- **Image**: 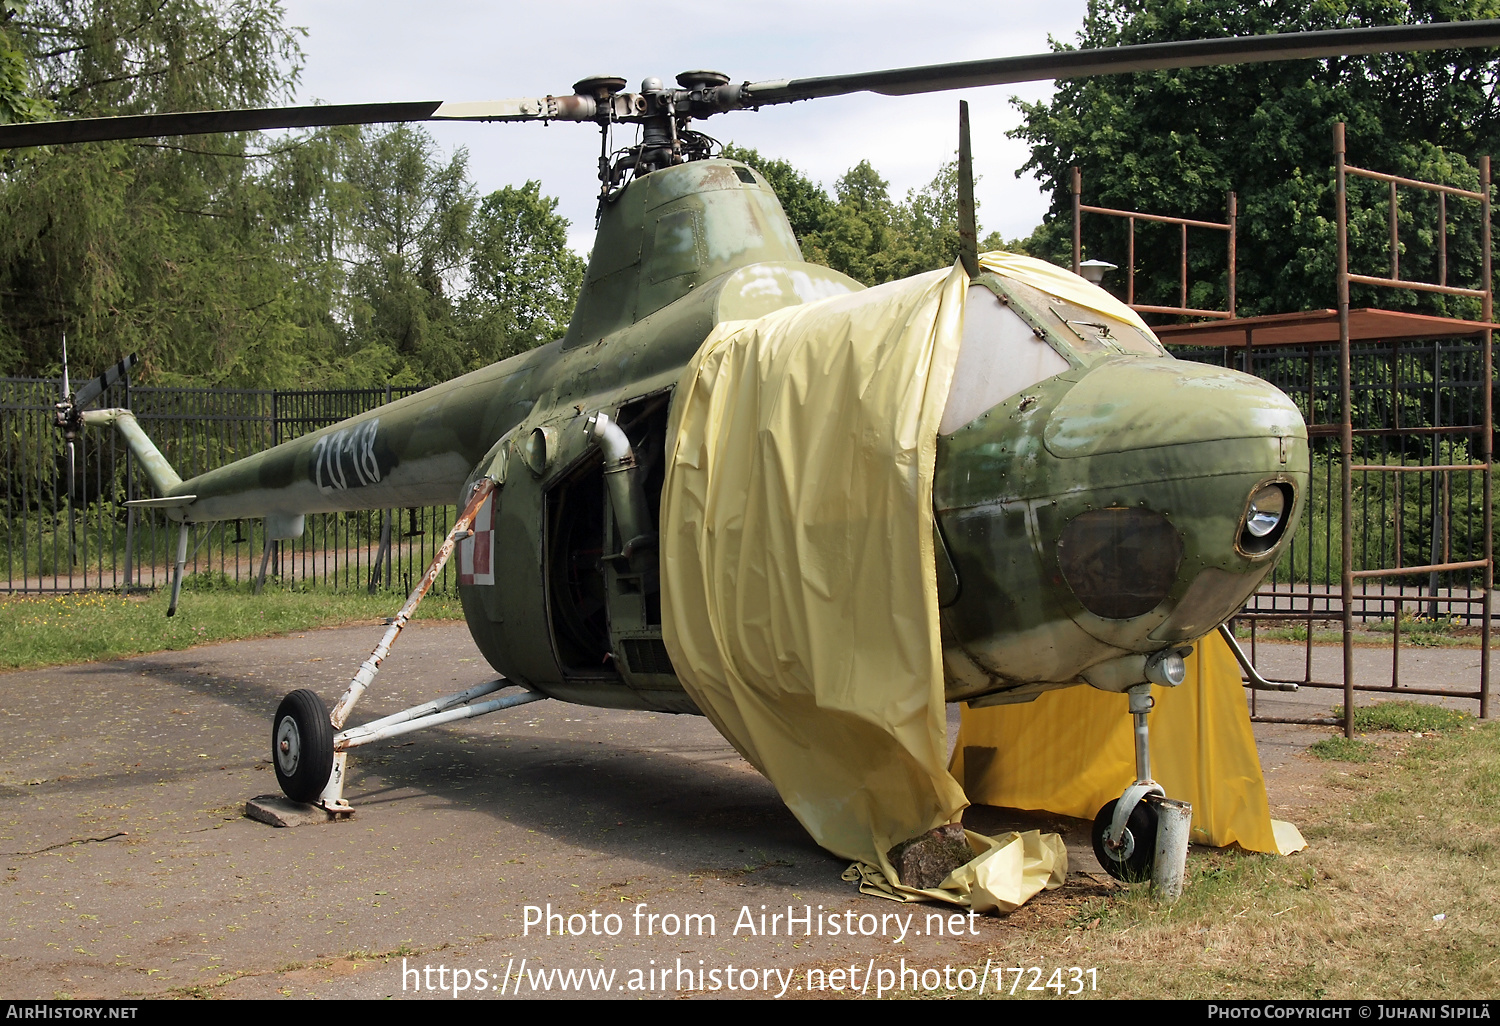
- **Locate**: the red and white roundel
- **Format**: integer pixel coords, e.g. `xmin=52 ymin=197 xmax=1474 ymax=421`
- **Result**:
xmin=458 ymin=493 xmax=494 ymax=586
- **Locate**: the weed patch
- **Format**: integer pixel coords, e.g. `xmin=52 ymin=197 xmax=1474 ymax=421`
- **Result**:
xmin=1308 ymin=736 xmax=1376 ymax=762
xmin=1335 ymin=701 xmax=1471 ymax=734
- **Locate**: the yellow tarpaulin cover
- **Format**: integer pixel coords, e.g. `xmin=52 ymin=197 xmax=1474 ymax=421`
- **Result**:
xmin=661 ymin=262 xmax=984 ymax=898
xmin=950 ymin=632 xmax=1305 ymax=856
xmin=976 ymin=251 xmax=1154 ymax=332
xmin=660 ymin=252 xmax=1299 ymax=909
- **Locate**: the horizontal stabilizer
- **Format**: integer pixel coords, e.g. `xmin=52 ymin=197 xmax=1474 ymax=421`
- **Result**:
xmin=125 ymin=494 xmax=197 ymax=509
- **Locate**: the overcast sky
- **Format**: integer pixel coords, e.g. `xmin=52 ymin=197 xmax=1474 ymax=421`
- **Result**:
xmin=277 ymin=1 xmax=1092 ymax=254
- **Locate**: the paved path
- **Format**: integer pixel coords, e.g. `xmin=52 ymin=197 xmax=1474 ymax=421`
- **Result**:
xmin=0 ymin=624 xmax=1486 ymax=1000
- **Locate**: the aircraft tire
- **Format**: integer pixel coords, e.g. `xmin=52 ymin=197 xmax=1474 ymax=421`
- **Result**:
xmin=273 ymin=689 xmax=335 ymax=804
xmin=1091 ymin=798 xmax=1158 ymax=883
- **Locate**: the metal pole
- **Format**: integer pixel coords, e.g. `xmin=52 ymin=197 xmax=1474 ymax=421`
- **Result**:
xmin=1180 ymin=221 xmax=1189 ymax=310
xmin=1336 ymin=121 xmax=1357 ymax=739
xmin=122 ymin=508 xmax=135 ymax=590
xmin=1390 ymin=179 xmax=1400 ymax=280
xmin=167 ymin=521 xmax=189 ymax=617
xmin=1439 ymin=191 xmax=1448 ymax=287
xmin=384 ymin=385 xmax=393 ymax=591
xmin=1227 ymin=191 xmax=1238 ymax=318
xmin=1071 ymin=166 xmax=1082 ymax=274
xmin=121 ymin=366 xmax=134 ymax=590
xmin=1481 ymin=155 xmax=1492 ymax=719
xmin=254 ymin=534 xmax=273 ymax=595
xmin=1430 ymin=336 xmax=1444 ymax=617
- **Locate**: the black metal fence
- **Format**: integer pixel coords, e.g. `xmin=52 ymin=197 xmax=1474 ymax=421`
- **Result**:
xmin=5 ymin=337 xmax=1495 ymax=612
xmin=1176 ymin=334 xmax=1494 ymax=624
xmin=1 ymin=377 xmax=461 ymax=595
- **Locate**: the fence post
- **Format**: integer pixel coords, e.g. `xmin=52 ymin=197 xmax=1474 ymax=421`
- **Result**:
xmin=1335 ymin=121 xmax=1357 ymax=740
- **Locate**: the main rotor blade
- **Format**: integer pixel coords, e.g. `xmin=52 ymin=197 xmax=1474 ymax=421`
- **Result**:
xmin=0 ymin=95 xmax=598 ymax=149
xmin=744 ymin=20 xmax=1500 ymax=103
xmin=0 ymin=101 xmax=442 ymax=149
xmin=71 ymin=353 xmax=138 ymax=410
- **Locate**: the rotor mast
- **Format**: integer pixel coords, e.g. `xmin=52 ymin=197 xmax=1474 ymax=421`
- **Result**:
xmin=569 ymin=70 xmax=747 ymax=200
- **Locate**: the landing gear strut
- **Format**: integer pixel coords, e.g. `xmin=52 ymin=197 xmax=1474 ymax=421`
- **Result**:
xmin=267 ymin=476 xmax=548 ymax=816
xmin=1091 ymin=657 xmax=1194 ymax=899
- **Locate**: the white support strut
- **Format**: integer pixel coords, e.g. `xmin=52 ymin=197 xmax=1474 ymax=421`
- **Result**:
xmin=329 ymin=477 xmax=497 ymax=732
xmin=349 ymin=678 xmax=510 ymax=736
xmin=336 ymin=689 xmax=546 ymax=750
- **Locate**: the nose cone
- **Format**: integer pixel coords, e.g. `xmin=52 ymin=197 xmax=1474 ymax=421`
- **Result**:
xmin=1043 ymin=359 xmax=1306 ymax=458
xmin=934 ymin=354 xmax=1309 ymax=698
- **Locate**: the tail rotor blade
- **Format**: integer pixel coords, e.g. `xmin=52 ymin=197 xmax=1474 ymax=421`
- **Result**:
xmin=71 ymin=353 xmax=137 ymax=410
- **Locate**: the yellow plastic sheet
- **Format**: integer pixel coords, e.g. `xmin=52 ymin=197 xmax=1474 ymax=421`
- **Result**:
xmin=977 ymin=251 xmax=1153 ymax=332
xmin=844 ymin=830 xmax=1067 ymax=913
xmin=660 ymin=253 xmax=1298 ymax=912
xmin=950 ymin=632 xmax=1304 ymax=855
xmin=660 ymin=262 xmax=976 ymax=890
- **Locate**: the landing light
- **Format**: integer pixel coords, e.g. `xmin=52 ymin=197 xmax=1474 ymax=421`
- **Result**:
xmin=1145 ymin=648 xmax=1188 ymax=687
xmin=1245 ymin=484 xmax=1286 ymax=538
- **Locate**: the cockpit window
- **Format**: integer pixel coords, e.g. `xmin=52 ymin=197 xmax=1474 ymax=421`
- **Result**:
xmin=940 ymin=285 xmax=1071 ymax=435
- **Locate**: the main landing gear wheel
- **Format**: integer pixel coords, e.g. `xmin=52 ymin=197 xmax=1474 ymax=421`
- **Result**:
xmin=273 ymin=689 xmax=334 ymax=804
xmin=1092 ymin=797 xmax=1159 ymax=883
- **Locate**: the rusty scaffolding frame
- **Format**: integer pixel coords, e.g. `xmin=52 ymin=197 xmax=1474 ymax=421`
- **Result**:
xmin=1071 ymin=166 xmax=1237 ymax=320
xmin=1078 ymin=128 xmax=1494 ymax=731
xmin=1331 ymin=122 xmax=1494 ymax=732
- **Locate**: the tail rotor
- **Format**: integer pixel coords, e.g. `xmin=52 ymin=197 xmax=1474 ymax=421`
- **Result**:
xmin=52 ymin=347 xmax=138 ymax=501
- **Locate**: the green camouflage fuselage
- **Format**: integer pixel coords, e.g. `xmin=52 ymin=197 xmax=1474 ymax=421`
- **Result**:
xmin=142 ymin=158 xmax=1306 ymax=713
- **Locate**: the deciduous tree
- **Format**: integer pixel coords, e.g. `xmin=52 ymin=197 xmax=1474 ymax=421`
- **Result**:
xmin=1010 ymin=0 xmax=1500 ymax=319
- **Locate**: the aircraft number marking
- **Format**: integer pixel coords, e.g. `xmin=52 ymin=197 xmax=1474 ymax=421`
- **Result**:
xmin=310 ymin=419 xmax=383 ymax=494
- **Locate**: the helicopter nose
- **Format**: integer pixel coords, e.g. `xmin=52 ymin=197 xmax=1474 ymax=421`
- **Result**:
xmin=1042 ymin=360 xmax=1308 ymax=643
xmin=934 ymin=355 xmax=1309 ymax=691
xmin=1042 ymin=358 xmax=1304 ymax=457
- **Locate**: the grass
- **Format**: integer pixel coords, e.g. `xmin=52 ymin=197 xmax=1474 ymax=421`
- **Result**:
xmin=1236 ymin=617 xmax=1496 ymax=649
xmin=0 ymin=578 xmax=465 ymax=671
xmin=1308 ymin=736 xmax=1376 ymax=761
xmin=954 ymin=717 xmax=1500 ymax=999
xmin=1335 ymin=700 xmax=1472 ymax=734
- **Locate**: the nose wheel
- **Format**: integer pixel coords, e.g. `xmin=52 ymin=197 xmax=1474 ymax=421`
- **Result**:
xmin=1092 ymin=795 xmax=1160 ymax=882
xmin=1091 ymin=682 xmax=1192 ymax=896
xmin=273 ymin=689 xmax=335 ymax=803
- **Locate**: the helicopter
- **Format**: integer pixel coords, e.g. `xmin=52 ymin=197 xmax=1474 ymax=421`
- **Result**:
xmin=20 ymin=18 xmax=1500 ymax=888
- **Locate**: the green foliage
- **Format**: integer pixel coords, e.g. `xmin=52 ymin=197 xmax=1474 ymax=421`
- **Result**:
xmin=328 ymin=124 xmax=473 ymax=384
xmin=725 ymin=144 xmax=1001 ymax=286
xmin=462 ymin=182 xmax=584 ymax=369
xmin=0 ymin=2 xmax=583 ymax=389
xmin=0 ymin=1 xmax=47 ymax=124
xmin=1010 ymin=0 xmax=1500 ymax=319
xmin=0 ymin=0 xmax=311 ymax=384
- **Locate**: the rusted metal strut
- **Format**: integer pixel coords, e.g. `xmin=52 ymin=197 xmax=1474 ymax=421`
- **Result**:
xmin=315 ymin=478 xmax=501 ymax=810
xmin=330 ymin=477 xmax=497 ymax=731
